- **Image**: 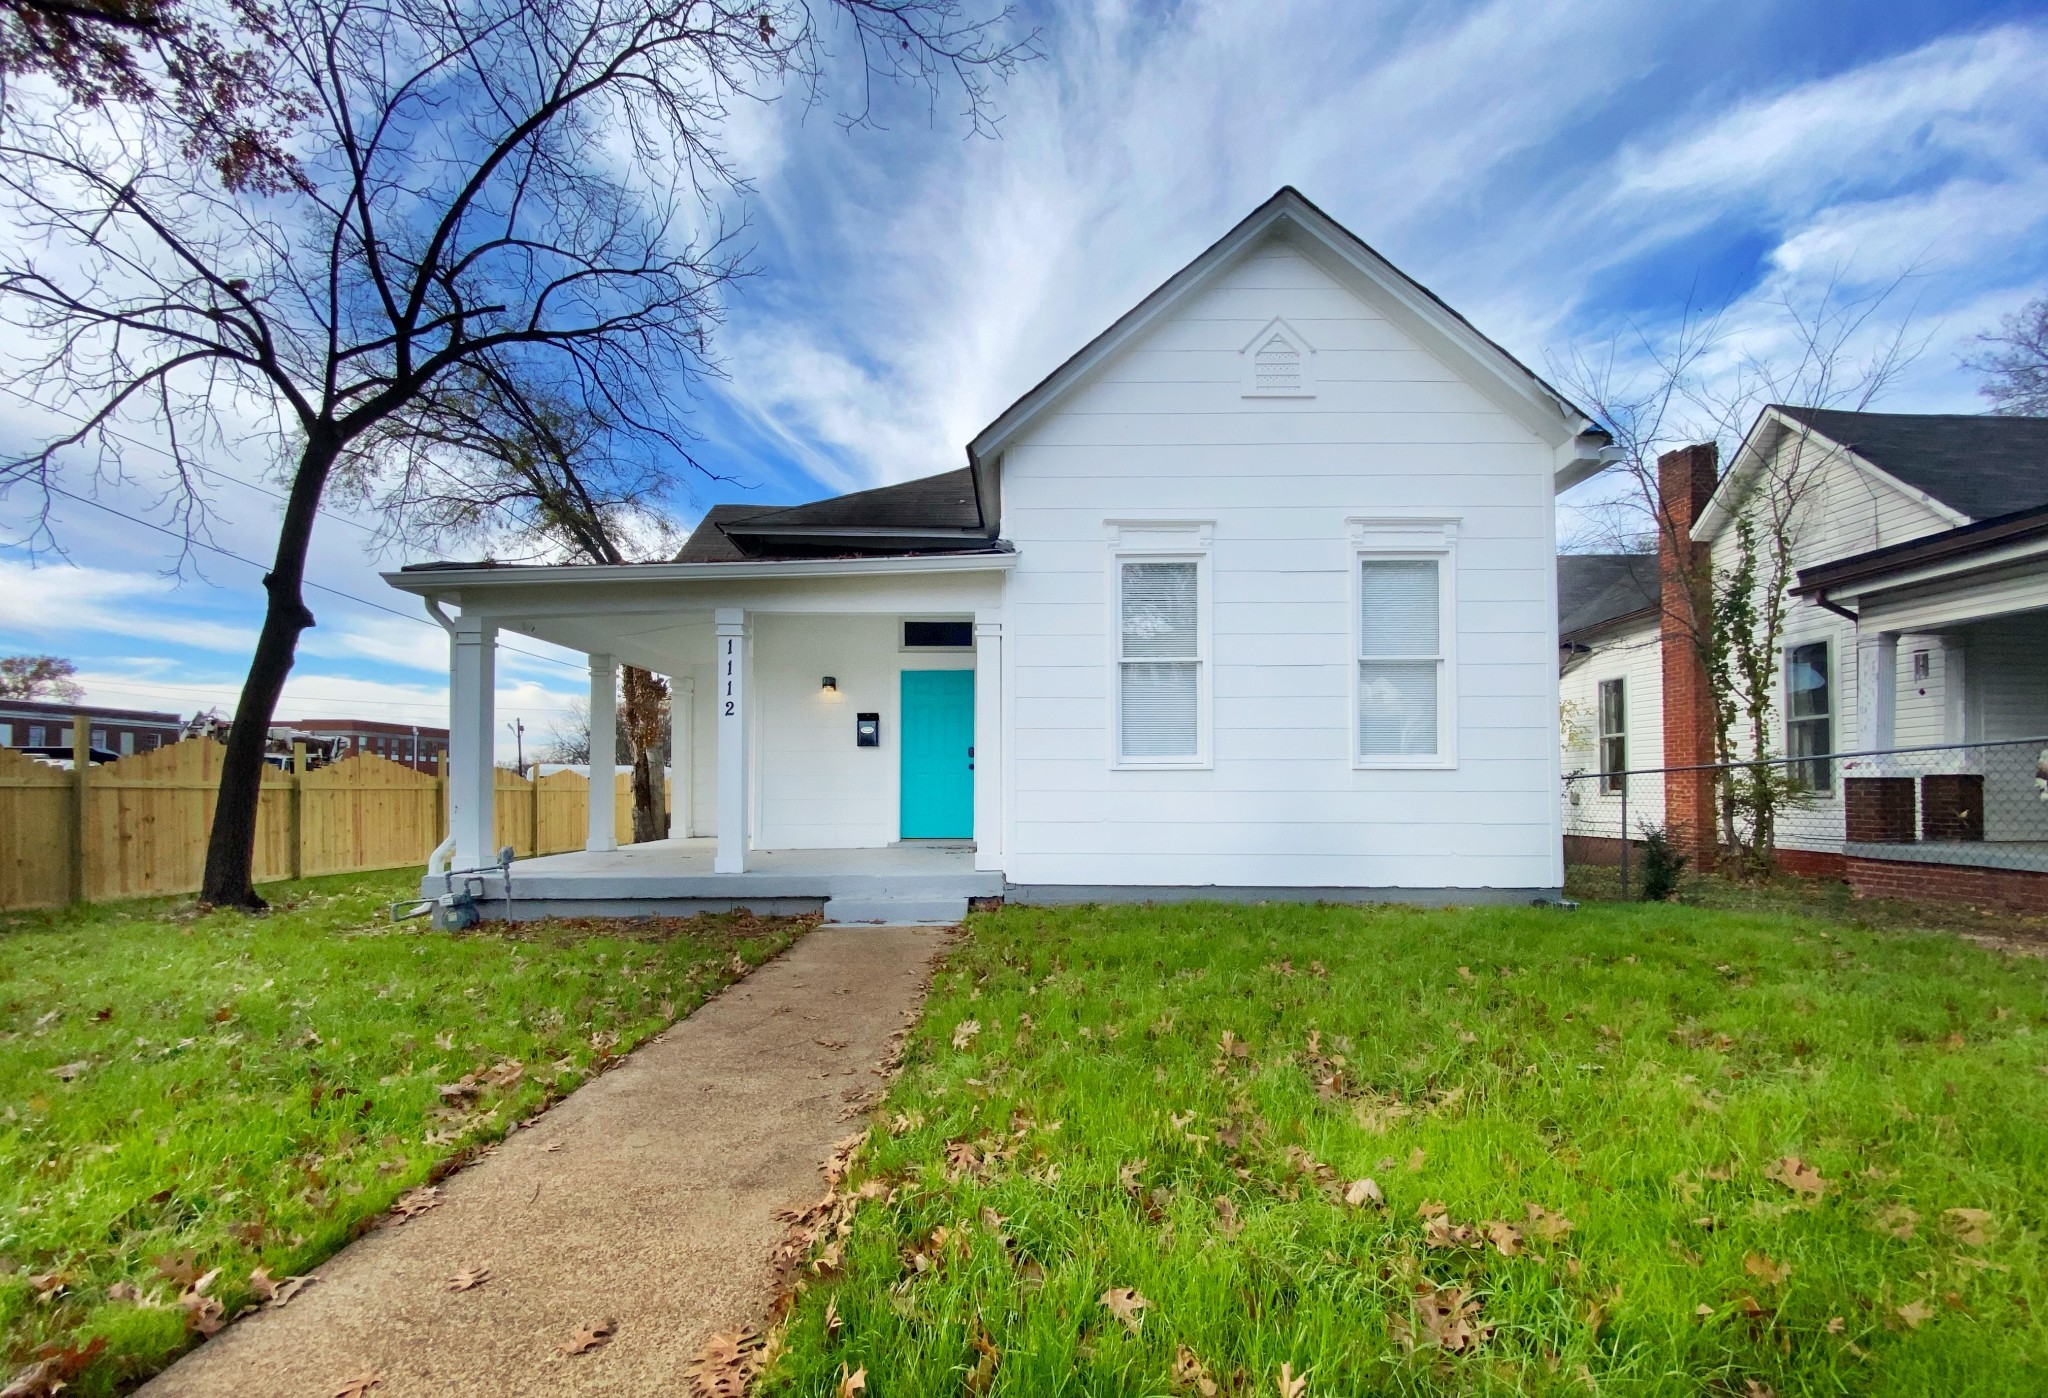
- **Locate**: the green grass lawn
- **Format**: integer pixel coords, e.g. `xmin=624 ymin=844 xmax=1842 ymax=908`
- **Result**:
xmin=0 ymin=868 xmax=805 ymax=1395
xmin=765 ymin=901 xmax=2048 ymax=1396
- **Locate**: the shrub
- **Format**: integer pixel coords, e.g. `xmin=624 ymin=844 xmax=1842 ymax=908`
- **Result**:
xmin=1637 ymin=822 xmax=1688 ymax=901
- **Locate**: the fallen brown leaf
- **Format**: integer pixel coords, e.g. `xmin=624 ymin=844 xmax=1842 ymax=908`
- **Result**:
xmin=1277 ymin=1361 xmax=1308 ymax=1397
xmin=1523 ymin=1201 xmax=1574 ymax=1245
xmin=1895 ymin=1299 xmax=1934 ymax=1330
xmin=389 ymin=1186 xmax=443 ymax=1222
xmin=1173 ymin=1344 xmax=1219 ymax=1396
xmin=1944 ymin=1207 xmax=1993 ymax=1246
xmin=951 ymin=1019 xmax=981 ymax=1050
xmin=684 ymin=1326 xmax=767 ymax=1396
xmin=1343 ymin=1178 xmax=1384 ymax=1209
xmin=446 ymin=1266 xmax=491 ymax=1293
xmin=1100 ymin=1286 xmax=1150 ymax=1335
xmin=1393 ymin=1276 xmax=1492 ymax=1354
xmin=1762 ymin=1155 xmax=1828 ymax=1198
xmin=560 ymin=1318 xmax=617 ymax=1356
xmin=332 ymin=1375 xmax=382 ymax=1398
xmin=0 ymin=1336 xmax=106 ymax=1398
xmin=1743 ymin=1252 xmax=1792 ymax=1287
xmin=835 ymin=1365 xmax=867 ymax=1397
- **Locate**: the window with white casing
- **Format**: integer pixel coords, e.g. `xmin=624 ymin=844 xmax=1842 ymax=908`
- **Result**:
xmin=1351 ymin=518 xmax=1457 ymax=767
xmin=1109 ymin=522 xmax=1212 ymax=767
xmin=1786 ymin=639 xmax=1833 ymax=793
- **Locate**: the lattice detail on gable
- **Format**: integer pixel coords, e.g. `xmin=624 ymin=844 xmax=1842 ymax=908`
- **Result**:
xmin=1253 ymin=333 xmax=1302 ymax=393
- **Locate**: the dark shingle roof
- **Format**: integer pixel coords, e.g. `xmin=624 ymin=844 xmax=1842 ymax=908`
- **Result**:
xmin=673 ymin=467 xmax=993 ymax=562
xmin=1773 ymin=407 xmax=2048 ymax=522
xmin=1558 ymin=553 xmax=1658 ymax=641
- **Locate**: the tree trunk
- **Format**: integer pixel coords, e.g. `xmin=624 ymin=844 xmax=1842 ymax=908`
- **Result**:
xmin=620 ymin=665 xmax=668 ymax=843
xmin=199 ymin=433 xmax=337 ymax=909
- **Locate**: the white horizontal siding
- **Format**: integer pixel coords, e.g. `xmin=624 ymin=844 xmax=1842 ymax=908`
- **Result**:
xmin=999 ymin=231 xmax=1562 ymax=891
xmin=1558 ymin=618 xmax=1665 ymax=838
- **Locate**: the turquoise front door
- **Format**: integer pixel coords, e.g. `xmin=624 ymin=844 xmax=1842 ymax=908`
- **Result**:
xmin=900 ymin=669 xmax=975 ymax=839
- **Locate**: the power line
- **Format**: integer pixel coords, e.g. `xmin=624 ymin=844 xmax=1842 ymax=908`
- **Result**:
xmin=70 ymin=674 xmax=579 ymax=715
xmin=34 ymin=482 xmax=585 ymax=673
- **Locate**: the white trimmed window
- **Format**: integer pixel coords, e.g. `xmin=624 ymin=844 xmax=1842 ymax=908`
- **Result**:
xmin=1352 ymin=518 xmax=1457 ymax=767
xmin=1108 ymin=522 xmax=1212 ymax=767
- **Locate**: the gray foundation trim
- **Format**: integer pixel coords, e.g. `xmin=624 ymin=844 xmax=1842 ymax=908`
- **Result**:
xmin=497 ymin=897 xmax=826 ymax=922
xmin=1003 ymin=884 xmax=1563 ymax=909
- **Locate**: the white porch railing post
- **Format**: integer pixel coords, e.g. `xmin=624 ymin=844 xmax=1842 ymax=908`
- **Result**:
xmin=448 ymin=614 xmax=497 ymax=870
xmin=714 ymin=609 xmax=749 ymax=873
xmin=1856 ymin=630 xmax=1898 ymax=753
xmin=973 ymin=612 xmax=1003 ymax=873
xmin=586 ymin=652 xmax=619 ymax=852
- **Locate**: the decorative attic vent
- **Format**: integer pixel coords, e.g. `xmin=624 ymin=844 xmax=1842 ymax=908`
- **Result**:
xmin=1240 ymin=317 xmax=1314 ymax=398
xmin=1253 ymin=334 xmax=1301 ymax=392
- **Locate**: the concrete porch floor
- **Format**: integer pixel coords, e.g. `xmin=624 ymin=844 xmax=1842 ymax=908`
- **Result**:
xmin=461 ymin=838 xmax=1002 ymax=923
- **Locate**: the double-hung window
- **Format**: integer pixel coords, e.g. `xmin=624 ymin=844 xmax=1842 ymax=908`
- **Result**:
xmin=1786 ymin=640 xmax=1833 ymax=792
xmin=1117 ymin=558 xmax=1204 ymax=763
xmin=1597 ymin=678 xmax=1626 ymax=793
xmin=1353 ymin=519 xmax=1457 ymax=766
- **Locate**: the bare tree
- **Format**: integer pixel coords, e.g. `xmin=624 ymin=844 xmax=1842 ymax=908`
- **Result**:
xmin=372 ymin=370 xmax=678 ymax=840
xmin=0 ymin=0 xmax=1032 ymax=908
xmin=0 ymin=652 xmax=84 ymax=700
xmin=1553 ymin=273 xmax=1926 ymax=872
xmin=1965 ymin=295 xmax=2048 ymax=416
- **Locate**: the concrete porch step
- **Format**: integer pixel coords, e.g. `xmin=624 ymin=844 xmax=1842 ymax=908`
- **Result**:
xmin=821 ymin=896 xmax=969 ymax=926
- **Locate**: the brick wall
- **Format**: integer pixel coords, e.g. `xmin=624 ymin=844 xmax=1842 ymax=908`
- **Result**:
xmin=1659 ymin=442 xmax=1720 ymax=867
xmin=1846 ymin=856 xmax=2048 ymax=916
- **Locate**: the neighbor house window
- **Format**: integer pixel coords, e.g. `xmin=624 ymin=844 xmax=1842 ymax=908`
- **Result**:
xmin=0 ymin=723 xmax=10 ymax=746
xmin=119 ymin=732 xmax=134 ymax=756
xmin=1787 ymin=640 xmax=1832 ymax=792
xmin=28 ymin=725 xmax=45 ymax=747
xmin=1357 ymin=558 xmax=1445 ymax=760
xmin=1598 ymin=679 xmax=1626 ymax=793
xmin=91 ymin=728 xmax=107 ymax=749
xmin=1118 ymin=559 xmax=1203 ymax=762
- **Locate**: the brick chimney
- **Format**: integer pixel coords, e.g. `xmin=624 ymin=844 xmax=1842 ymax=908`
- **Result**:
xmin=1658 ymin=443 xmax=1720 ymax=866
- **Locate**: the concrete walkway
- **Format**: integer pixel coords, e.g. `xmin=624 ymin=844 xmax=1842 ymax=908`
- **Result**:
xmin=142 ymin=925 xmax=952 ymax=1398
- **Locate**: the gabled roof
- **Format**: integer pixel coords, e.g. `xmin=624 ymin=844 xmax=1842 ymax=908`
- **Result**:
xmin=1769 ymin=407 xmax=2048 ymax=522
xmin=1557 ymin=553 xmax=1659 ymax=643
xmin=1698 ymin=405 xmax=2048 ymax=541
xmin=673 ymin=466 xmax=994 ymax=563
xmin=966 ymin=186 xmax=1611 ymax=492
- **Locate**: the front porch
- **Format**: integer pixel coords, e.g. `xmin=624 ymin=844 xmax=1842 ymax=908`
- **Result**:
xmin=384 ymin=550 xmax=1016 ymax=923
xmin=498 ymin=838 xmax=1002 ymax=923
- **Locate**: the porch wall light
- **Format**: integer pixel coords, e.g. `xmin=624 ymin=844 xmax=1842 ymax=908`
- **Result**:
xmin=821 ymin=676 xmax=837 ymax=692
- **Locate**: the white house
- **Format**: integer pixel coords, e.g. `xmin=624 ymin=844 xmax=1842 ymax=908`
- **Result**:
xmin=386 ymin=188 xmax=1613 ymax=921
xmin=1559 ymin=408 xmax=2048 ymax=905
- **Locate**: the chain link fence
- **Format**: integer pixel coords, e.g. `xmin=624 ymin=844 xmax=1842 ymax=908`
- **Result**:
xmin=1563 ymin=736 xmax=2048 ymax=898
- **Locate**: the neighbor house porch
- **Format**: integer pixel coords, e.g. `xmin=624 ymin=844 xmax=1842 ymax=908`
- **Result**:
xmin=1800 ymin=506 xmax=2048 ymax=906
xmin=382 ymin=550 xmax=1015 ymax=922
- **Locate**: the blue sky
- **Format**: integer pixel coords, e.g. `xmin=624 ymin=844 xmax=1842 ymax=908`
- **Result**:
xmin=4 ymin=0 xmax=2046 ymax=756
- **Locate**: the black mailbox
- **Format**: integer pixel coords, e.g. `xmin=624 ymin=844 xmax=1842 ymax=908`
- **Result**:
xmin=856 ymin=712 xmax=880 ymax=747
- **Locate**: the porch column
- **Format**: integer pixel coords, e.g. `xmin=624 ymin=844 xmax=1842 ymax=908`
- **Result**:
xmin=1855 ymin=630 xmax=1898 ymax=752
xmin=714 ymin=609 xmax=749 ymax=873
xmin=586 ymin=652 xmax=618 ymax=852
xmin=973 ymin=612 xmax=1003 ymax=872
xmin=669 ymin=675 xmax=693 ymax=838
xmin=447 ymin=614 xmax=497 ymax=871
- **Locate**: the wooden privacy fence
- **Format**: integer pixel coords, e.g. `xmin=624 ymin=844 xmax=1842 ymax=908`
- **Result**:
xmin=0 ymin=730 xmax=663 ymax=910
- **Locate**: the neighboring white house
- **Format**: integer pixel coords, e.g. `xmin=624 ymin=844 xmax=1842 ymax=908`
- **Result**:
xmin=387 ymin=188 xmax=1613 ymax=911
xmin=1559 ymin=408 xmax=2048 ymax=893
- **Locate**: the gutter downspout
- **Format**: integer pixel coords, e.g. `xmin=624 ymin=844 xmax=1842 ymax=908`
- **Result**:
xmin=423 ymin=597 xmax=458 ymax=877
